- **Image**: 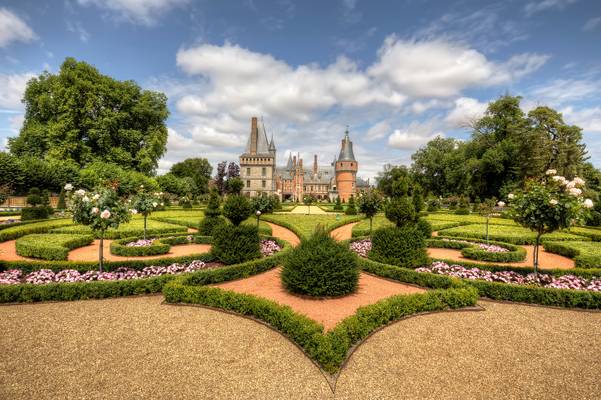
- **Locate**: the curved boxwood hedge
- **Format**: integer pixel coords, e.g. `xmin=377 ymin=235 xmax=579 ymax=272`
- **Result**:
xmin=566 ymin=227 xmax=601 ymax=242
xmin=543 ymin=241 xmax=601 ymax=269
xmin=438 ymin=223 xmax=589 ymax=244
xmin=110 ymin=237 xmax=171 ymax=257
xmin=51 ymin=219 xmax=187 ymax=239
xmin=15 ymin=234 xmax=94 ymax=261
xmin=427 ymin=236 xmax=527 ymax=263
xmin=0 ymin=219 xmax=73 ymax=242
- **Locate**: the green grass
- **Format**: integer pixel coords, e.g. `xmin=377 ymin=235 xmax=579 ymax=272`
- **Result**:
xmin=51 ymin=219 xmax=187 ymax=239
xmin=438 ymin=224 xmax=589 ymax=244
xmin=0 ymin=219 xmax=74 ymax=242
xmin=261 ymin=214 xmax=362 ymax=239
xmin=566 ymin=226 xmax=601 ymax=241
xmin=152 ymin=210 xmax=205 ymax=218
xmin=15 ymin=233 xmax=94 ymax=260
xmin=543 ymin=241 xmax=601 ymax=268
xmin=351 ymin=215 xmax=467 ymax=237
xmin=152 ymin=212 xmax=272 ymax=235
xmin=426 ymin=213 xmax=518 ymax=226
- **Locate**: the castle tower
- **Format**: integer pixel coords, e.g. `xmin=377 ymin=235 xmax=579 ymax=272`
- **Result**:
xmin=335 ymin=128 xmax=358 ymax=202
xmin=240 ymin=117 xmax=276 ymax=197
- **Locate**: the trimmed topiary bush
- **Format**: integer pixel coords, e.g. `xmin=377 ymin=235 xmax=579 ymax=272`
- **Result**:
xmin=211 ymin=223 xmax=260 ymax=264
xmin=281 ymin=226 xmax=359 ymax=297
xmin=369 ymin=225 xmax=429 ymax=268
xmin=21 ymin=206 xmax=51 ymax=221
xmin=416 ymin=218 xmax=432 ymax=239
xmin=344 ymin=195 xmax=357 ymax=215
xmin=385 ymin=196 xmax=416 ymax=227
xmin=222 ymin=194 xmax=253 ymax=226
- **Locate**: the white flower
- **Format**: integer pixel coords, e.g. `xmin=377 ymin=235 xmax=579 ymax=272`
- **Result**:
xmin=546 ymin=169 xmax=557 ymax=175
xmin=91 ymin=207 xmax=99 ymax=214
xmin=568 ymin=187 xmax=582 ymax=197
xmin=152 ymin=202 xmax=158 ymax=208
xmin=565 ymin=180 xmax=576 ymax=189
xmin=507 ymin=193 xmax=515 ymax=200
xmin=552 ymin=175 xmax=566 ymax=184
xmin=130 ymin=209 xmax=138 ymax=215
xmin=100 ymin=209 xmax=111 ymax=219
xmin=140 ymin=185 xmax=144 ymax=189
xmin=573 ymin=177 xmax=585 ymax=186
xmin=497 ymin=201 xmax=505 ymax=207
xmin=75 ymin=189 xmax=86 ymax=196
xmin=160 ymin=202 xmax=164 ymax=207
xmin=583 ymin=199 xmax=594 ymax=209
xmin=550 ymin=199 xmax=558 ymax=205
xmin=64 ymin=183 xmax=73 ymax=191
xmin=92 ymin=194 xmax=100 ymax=200
xmin=82 ymin=196 xmax=90 ymax=203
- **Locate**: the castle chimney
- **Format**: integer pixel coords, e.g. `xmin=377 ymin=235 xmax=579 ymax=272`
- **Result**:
xmin=313 ymin=155 xmax=318 ymax=175
xmin=299 ymin=157 xmax=303 ymax=168
xmin=293 ymin=155 xmax=297 ymax=168
xmin=250 ymin=117 xmax=258 ymax=154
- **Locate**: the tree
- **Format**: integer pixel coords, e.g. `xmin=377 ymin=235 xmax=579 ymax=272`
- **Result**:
xmin=303 ymin=194 xmax=315 ymax=214
xmin=358 ymin=191 xmax=383 ymax=235
xmin=385 ymin=196 xmax=416 ymax=227
xmin=376 ymin=164 xmax=413 ymax=197
xmin=412 ymin=185 xmax=424 ymax=213
xmin=214 ymin=161 xmax=227 ymax=195
xmin=509 ymin=171 xmax=593 ymax=274
xmin=170 ymin=158 xmax=213 ymax=195
xmin=345 ymin=195 xmax=358 ymax=215
xmin=222 ymin=195 xmax=253 ymax=226
xmin=130 ymin=189 xmax=161 ymax=240
xmin=226 ymin=178 xmax=244 ymax=195
xmin=477 ymin=197 xmax=497 ymax=243
xmin=9 ymin=58 xmax=168 ymax=174
xmin=78 ymin=161 xmax=160 ymax=197
xmin=157 ymin=173 xmax=196 ymax=197
xmin=0 ymin=184 xmax=10 ymax=206
xmin=227 ymin=162 xmax=240 ymax=180
xmin=199 ymin=188 xmax=224 ymax=235
xmin=68 ymin=186 xmax=131 ymax=271
xmin=56 ymin=189 xmax=67 ymax=210
xmin=333 ymin=196 xmax=343 ymax=211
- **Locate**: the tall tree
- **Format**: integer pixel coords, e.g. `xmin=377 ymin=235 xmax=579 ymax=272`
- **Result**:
xmin=9 ymin=58 xmax=168 ymax=174
xmin=214 ymin=161 xmax=227 ymax=195
xmin=169 ymin=158 xmax=213 ymax=195
xmin=227 ymin=162 xmax=240 ymax=180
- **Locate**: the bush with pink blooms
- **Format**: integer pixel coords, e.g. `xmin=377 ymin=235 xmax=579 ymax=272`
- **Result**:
xmin=260 ymin=239 xmax=281 ymax=257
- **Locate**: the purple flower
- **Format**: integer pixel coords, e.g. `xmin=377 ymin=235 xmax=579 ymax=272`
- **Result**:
xmin=260 ymin=240 xmax=281 ymax=257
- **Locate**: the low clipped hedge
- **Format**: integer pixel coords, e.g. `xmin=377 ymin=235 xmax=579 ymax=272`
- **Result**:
xmin=0 ymin=219 xmax=73 ymax=242
xmin=427 ymin=236 xmax=527 ymax=263
xmin=15 ymin=234 xmax=94 ymax=261
xmin=51 ymin=222 xmax=187 ymax=239
xmin=110 ymin=237 xmax=171 ymax=257
xmin=211 ymin=224 xmax=261 ymax=265
xmin=566 ymin=226 xmax=601 ymax=242
xmin=369 ymin=225 xmax=429 ymax=268
xmin=543 ymin=241 xmax=601 ymax=269
xmin=21 ymin=206 xmax=52 ymax=221
xmin=438 ymin=224 xmax=589 ymax=245
xmin=164 ymin=265 xmax=478 ymax=373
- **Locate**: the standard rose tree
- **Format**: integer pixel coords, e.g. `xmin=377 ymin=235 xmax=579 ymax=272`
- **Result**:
xmin=130 ymin=188 xmax=162 ymax=239
xmin=67 ymin=186 xmax=131 ymax=271
xmin=508 ymin=169 xmax=594 ymax=274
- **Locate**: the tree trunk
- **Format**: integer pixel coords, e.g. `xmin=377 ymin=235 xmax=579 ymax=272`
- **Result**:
xmin=99 ymin=231 xmax=104 ymax=273
xmin=144 ymin=215 xmax=147 ymax=240
xmin=369 ymin=216 xmax=373 ymax=236
xmin=486 ymin=217 xmax=490 ymax=244
xmin=533 ymin=233 xmax=542 ymax=275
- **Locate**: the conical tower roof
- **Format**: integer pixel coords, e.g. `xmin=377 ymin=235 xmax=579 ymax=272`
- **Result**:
xmin=338 ymin=128 xmax=356 ymax=161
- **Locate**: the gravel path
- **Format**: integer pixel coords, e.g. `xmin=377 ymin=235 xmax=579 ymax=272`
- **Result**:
xmin=1 ymin=298 xmax=599 ymax=399
xmin=289 ymin=205 xmax=328 ymax=214
xmin=330 ymin=222 xmax=358 ymax=241
xmin=266 ymin=222 xmax=300 ymax=246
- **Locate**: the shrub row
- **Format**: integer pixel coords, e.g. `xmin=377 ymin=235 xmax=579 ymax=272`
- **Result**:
xmin=438 ymin=224 xmax=589 ymax=245
xmin=0 ymin=219 xmax=73 ymax=242
xmin=50 ymin=224 xmax=187 ymax=239
xmin=110 ymin=238 xmax=171 ymax=257
xmin=543 ymin=241 xmax=601 ymax=269
xmin=427 ymin=236 xmax=527 ymax=262
xmin=15 ymin=234 xmax=94 ymax=261
xmin=164 ymin=272 xmax=477 ymax=373
xmin=21 ymin=206 xmax=52 ymax=221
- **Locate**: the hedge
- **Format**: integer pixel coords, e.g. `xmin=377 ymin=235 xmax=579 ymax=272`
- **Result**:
xmin=51 ymin=219 xmax=187 ymax=239
xmin=566 ymin=226 xmax=601 ymax=242
xmin=164 ymin=268 xmax=478 ymax=373
xmin=15 ymin=234 xmax=94 ymax=261
xmin=110 ymin=237 xmax=171 ymax=257
xmin=543 ymin=241 xmax=601 ymax=269
xmin=427 ymin=236 xmax=527 ymax=263
xmin=0 ymin=219 xmax=73 ymax=242
xmin=438 ymin=223 xmax=589 ymax=244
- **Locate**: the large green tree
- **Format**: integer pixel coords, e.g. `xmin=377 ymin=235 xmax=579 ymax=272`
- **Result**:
xmin=169 ymin=158 xmax=212 ymax=195
xmin=9 ymin=58 xmax=168 ymax=174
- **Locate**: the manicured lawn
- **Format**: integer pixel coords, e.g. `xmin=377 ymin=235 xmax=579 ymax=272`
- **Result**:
xmin=439 ymin=223 xmax=588 ymax=244
xmin=0 ymin=219 xmax=74 ymax=242
xmin=544 ymin=241 xmax=601 ymax=268
xmin=15 ymin=233 xmax=94 ymax=260
xmin=51 ymin=218 xmax=187 ymax=239
xmin=151 ymin=212 xmax=272 ymax=235
xmin=566 ymin=226 xmax=601 ymax=241
xmin=426 ymin=212 xmax=518 ymax=226
xmin=261 ymin=213 xmax=361 ymax=239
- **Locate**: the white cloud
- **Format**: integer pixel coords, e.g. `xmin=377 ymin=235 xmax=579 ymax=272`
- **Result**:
xmin=530 ymin=78 xmax=601 ymax=105
xmin=76 ymin=0 xmax=189 ymax=26
xmin=0 ymin=8 xmax=37 ymax=48
xmin=561 ymin=106 xmax=601 ymax=133
xmin=66 ymin=21 xmax=90 ymax=42
xmin=0 ymin=72 xmax=36 ymax=110
xmin=365 ymin=120 xmax=390 ymax=141
xmin=583 ymin=16 xmax=601 ymax=31
xmin=524 ymin=0 xmax=577 ymax=16
xmin=9 ymin=114 xmax=24 ymax=133
xmin=445 ymin=97 xmax=488 ymax=127
xmin=387 ymin=121 xmax=444 ymax=150
xmin=368 ymin=36 xmax=548 ymax=98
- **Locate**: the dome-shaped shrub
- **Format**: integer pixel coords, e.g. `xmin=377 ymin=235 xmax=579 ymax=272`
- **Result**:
xmin=369 ymin=225 xmax=429 ymax=268
xmin=282 ymin=226 xmax=359 ymax=297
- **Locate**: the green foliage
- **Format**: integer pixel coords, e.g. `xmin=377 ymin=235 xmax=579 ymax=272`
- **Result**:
xmin=204 ymin=189 xmax=221 ymax=218
xmin=260 ymin=213 xmax=363 ymax=240
xmin=412 ymin=187 xmax=424 ymax=213
xmin=0 ymin=219 xmax=73 ymax=242
xmin=15 ymin=234 xmax=94 ymax=260
xmin=70 ymin=188 xmax=130 ymax=235
xmin=211 ymin=224 xmax=260 ymax=264
xmin=110 ymin=238 xmax=171 ymax=257
xmin=370 ymin=225 xmax=429 ymax=267
xmin=169 ymin=158 xmax=212 ymax=195
xmin=0 ymin=183 xmax=9 ymax=205
xmin=157 ymin=173 xmax=196 ymax=197
xmin=376 ymin=164 xmax=415 ymax=197
xmin=282 ymin=226 xmax=359 ymax=297
xmin=198 ymin=216 xmax=226 ymax=236
xmin=455 ymin=196 xmax=470 ymax=214
xmin=344 ymin=195 xmax=357 ymax=215
xmin=333 ymin=196 xmax=343 ymax=211
xmin=251 ymin=192 xmax=281 ymax=214
xmin=222 ymin=194 xmax=253 ymax=226
xmin=357 ymin=191 xmax=383 ymax=219
xmin=52 ymin=218 xmax=186 ymax=239
xmin=57 ymin=189 xmax=66 ymax=210
xmin=543 ymin=241 xmax=601 ymax=269
xmin=9 ymin=57 xmax=168 ymax=174
xmin=426 ymin=198 xmax=441 ymax=212
xmin=416 ymin=218 xmax=432 ymax=239
xmin=21 ymin=206 xmax=52 ymax=221
xmin=439 ymin=223 xmax=587 ymax=244
xmin=385 ymin=196 xmax=416 ymax=227
xmin=26 ymin=187 xmax=42 ymax=206
xmin=179 ymin=195 xmax=193 ymax=208
xmin=78 ymin=161 xmax=159 ymax=197
xmin=226 ymin=177 xmax=244 ymax=195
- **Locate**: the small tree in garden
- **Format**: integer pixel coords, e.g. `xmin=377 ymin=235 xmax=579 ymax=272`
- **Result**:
xmin=226 ymin=178 xmax=244 ymax=195
xmin=56 ymin=188 xmax=67 ymax=210
xmin=478 ymin=198 xmax=497 ymax=243
xmin=213 ymin=194 xmax=259 ymax=264
xmin=200 ymin=188 xmax=223 ymax=235
xmin=345 ymin=195 xmax=358 ymax=215
xmin=303 ymin=194 xmax=315 ymax=214
xmin=412 ymin=187 xmax=424 ymax=213
xmin=222 ymin=194 xmax=253 ymax=226
xmin=67 ymin=186 xmax=130 ymax=271
xmin=130 ymin=189 xmax=161 ymax=240
xmin=385 ymin=196 xmax=416 ymax=227
xmin=358 ymin=190 xmax=383 ymax=235
xmin=508 ymin=170 xmax=594 ymax=274
xmin=333 ymin=196 xmax=343 ymax=211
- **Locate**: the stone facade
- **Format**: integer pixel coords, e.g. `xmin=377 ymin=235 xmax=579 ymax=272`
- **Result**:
xmin=240 ymin=117 xmax=369 ymax=201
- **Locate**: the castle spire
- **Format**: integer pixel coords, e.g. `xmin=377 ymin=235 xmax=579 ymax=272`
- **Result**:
xmin=338 ymin=126 xmax=356 ymax=161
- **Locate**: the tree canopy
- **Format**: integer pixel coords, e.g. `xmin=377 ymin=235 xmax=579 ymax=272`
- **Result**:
xmin=9 ymin=57 xmax=169 ymax=174
xmin=169 ymin=158 xmax=212 ymax=195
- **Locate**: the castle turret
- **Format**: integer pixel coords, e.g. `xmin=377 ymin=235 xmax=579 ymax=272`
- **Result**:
xmin=335 ymin=129 xmax=358 ymax=202
xmin=239 ymin=117 xmax=276 ymax=197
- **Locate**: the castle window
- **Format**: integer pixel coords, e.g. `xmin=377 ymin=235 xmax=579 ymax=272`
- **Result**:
xmin=246 ymin=167 xmax=251 ymax=175
xmin=262 ymin=167 xmax=266 ymax=176
xmin=350 ymin=163 xmax=353 ymax=167
xmin=246 ymin=180 xmax=250 ymax=188
xmin=262 ymin=180 xmax=266 ymax=188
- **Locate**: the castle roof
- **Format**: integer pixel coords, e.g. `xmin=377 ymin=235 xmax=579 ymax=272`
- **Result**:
xmin=244 ymin=117 xmax=272 ymax=155
xmin=338 ymin=129 xmax=356 ymax=161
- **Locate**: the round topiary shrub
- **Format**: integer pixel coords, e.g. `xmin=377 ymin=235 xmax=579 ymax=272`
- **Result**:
xmin=369 ymin=225 xmax=429 ymax=268
xmin=416 ymin=218 xmax=432 ymax=239
xmin=222 ymin=194 xmax=253 ymax=226
xmin=385 ymin=196 xmax=416 ymax=227
xmin=211 ymin=223 xmax=260 ymax=264
xmin=282 ymin=226 xmax=359 ymax=297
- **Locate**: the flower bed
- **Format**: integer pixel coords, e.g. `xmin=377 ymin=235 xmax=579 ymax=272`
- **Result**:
xmin=260 ymin=239 xmax=281 ymax=257
xmin=0 ymin=218 xmax=19 ymax=226
xmin=416 ymin=261 xmax=601 ymax=292
xmin=350 ymin=239 xmax=371 ymax=257
xmin=110 ymin=236 xmax=171 ymax=256
xmin=0 ymin=260 xmax=211 ymax=285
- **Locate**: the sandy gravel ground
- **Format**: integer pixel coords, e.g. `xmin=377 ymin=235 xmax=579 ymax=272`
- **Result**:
xmin=213 ymin=267 xmax=425 ymax=330
xmin=288 ymin=205 xmax=328 ymax=214
xmin=329 ymin=222 xmax=358 ymax=241
xmin=428 ymin=245 xmax=575 ymax=269
xmin=266 ymin=222 xmax=300 ymax=246
xmin=1 ymin=298 xmax=599 ymax=399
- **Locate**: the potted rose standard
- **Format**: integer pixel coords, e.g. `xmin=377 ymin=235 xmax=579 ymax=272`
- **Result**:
xmin=508 ymin=169 xmax=594 ymax=274
xmin=130 ymin=188 xmax=161 ymax=240
xmin=67 ymin=186 xmax=131 ymax=271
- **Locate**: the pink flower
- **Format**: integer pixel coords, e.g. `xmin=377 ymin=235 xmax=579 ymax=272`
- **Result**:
xmin=100 ymin=209 xmax=111 ymax=219
xmin=568 ymin=187 xmax=582 ymax=197
xmin=91 ymin=207 xmax=99 ymax=214
xmin=573 ymin=177 xmax=585 ymax=186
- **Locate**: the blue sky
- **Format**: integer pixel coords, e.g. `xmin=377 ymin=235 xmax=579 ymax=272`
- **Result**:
xmin=1 ymin=0 xmax=600 ymax=179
